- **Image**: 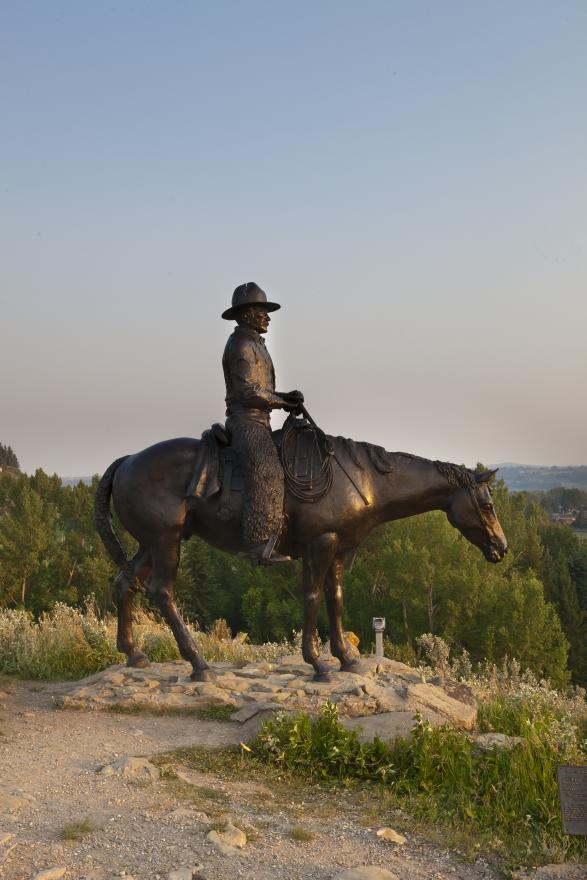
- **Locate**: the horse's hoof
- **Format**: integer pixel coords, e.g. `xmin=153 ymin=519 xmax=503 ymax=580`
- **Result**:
xmin=340 ymin=659 xmax=365 ymax=675
xmin=190 ymin=667 xmax=215 ymax=682
xmin=313 ymin=668 xmax=333 ymax=683
xmin=127 ymin=652 xmax=150 ymax=669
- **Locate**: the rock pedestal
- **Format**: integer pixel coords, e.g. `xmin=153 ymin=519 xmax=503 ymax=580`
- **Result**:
xmin=58 ymin=654 xmax=476 ymax=741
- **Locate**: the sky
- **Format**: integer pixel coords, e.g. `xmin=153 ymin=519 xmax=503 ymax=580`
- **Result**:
xmin=1 ymin=1 xmax=586 ymax=476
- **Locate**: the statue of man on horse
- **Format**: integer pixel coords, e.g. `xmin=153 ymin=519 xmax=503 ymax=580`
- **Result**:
xmin=94 ymin=284 xmax=508 ymax=682
xmin=221 ymin=281 xmax=303 ymax=565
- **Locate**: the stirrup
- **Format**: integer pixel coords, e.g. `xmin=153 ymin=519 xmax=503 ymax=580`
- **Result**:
xmin=260 ymin=534 xmax=291 ymax=564
xmin=240 ymin=536 xmax=292 ymax=565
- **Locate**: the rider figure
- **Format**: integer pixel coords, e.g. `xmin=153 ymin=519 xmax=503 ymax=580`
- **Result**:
xmin=222 ymin=282 xmax=304 ymax=565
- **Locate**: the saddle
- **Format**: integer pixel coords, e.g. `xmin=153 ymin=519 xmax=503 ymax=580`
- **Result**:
xmin=187 ymin=415 xmax=332 ymax=518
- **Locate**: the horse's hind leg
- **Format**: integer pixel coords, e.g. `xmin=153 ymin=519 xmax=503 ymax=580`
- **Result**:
xmin=116 ymin=545 xmax=151 ymax=668
xmin=324 ymin=555 xmax=363 ymax=673
xmin=148 ymin=534 xmax=213 ymax=681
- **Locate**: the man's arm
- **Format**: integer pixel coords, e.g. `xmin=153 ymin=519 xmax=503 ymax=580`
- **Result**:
xmin=230 ymin=351 xmax=304 ymax=411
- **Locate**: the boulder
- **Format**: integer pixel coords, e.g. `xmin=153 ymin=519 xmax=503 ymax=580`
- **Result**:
xmin=470 ymin=732 xmax=523 ymax=751
xmin=99 ymin=756 xmax=160 ymax=782
xmin=376 ymin=827 xmax=406 ymax=845
xmin=341 ymin=713 xmax=416 ymax=743
xmin=230 ymin=702 xmax=282 ymax=724
xmin=207 ymin=822 xmax=247 ymax=856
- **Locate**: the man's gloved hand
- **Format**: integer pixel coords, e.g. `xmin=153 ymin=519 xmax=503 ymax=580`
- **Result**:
xmin=281 ymin=390 xmax=304 ymax=411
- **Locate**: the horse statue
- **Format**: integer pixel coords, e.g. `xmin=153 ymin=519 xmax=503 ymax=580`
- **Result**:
xmin=94 ymin=423 xmax=508 ymax=682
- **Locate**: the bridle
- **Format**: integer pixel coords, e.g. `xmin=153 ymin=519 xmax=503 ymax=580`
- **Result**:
xmin=468 ymin=482 xmax=502 ymax=559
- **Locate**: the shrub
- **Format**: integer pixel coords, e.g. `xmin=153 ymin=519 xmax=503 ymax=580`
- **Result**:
xmin=254 ymin=702 xmax=587 ymax=866
xmin=0 ymin=605 xmax=297 ymax=679
xmin=254 ymin=701 xmax=395 ymax=782
xmin=0 ymin=604 xmax=121 ymax=679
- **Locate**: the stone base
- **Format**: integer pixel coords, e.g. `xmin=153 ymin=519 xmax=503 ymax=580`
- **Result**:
xmin=57 ymin=654 xmax=476 ymax=740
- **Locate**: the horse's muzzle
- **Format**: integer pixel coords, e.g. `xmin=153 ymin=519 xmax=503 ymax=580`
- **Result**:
xmin=485 ymin=540 xmax=507 ymax=564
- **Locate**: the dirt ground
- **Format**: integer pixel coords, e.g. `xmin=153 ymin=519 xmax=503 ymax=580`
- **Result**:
xmin=0 ymin=677 xmax=577 ymax=880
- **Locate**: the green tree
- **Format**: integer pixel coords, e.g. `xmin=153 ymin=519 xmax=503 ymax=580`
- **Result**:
xmin=0 ymin=443 xmax=19 ymax=469
xmin=0 ymin=482 xmax=57 ymax=606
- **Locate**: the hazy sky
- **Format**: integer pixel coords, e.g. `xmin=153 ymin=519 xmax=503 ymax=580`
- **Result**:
xmin=1 ymin=1 xmax=586 ymax=476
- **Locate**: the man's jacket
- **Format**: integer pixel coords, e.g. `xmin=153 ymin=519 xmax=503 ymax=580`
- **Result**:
xmin=223 ymin=326 xmax=282 ymax=426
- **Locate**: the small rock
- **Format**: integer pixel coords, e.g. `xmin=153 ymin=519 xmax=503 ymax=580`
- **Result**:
xmin=469 ymin=732 xmax=523 ymax=752
xmin=207 ymin=822 xmax=247 ymax=855
xmin=231 ymin=702 xmax=283 ymax=724
xmin=335 ymin=869 xmax=399 ymax=880
xmin=99 ymin=756 xmax=160 ymax=782
xmin=101 ymin=672 xmax=126 ymax=686
xmin=32 ymin=869 xmax=67 ymax=880
xmin=167 ymin=866 xmax=205 ymax=880
xmin=248 ymin=683 xmax=280 ymax=694
xmin=230 ymin=704 xmax=262 ymax=724
xmin=376 ymin=827 xmax=406 ymax=845
xmin=0 ymin=784 xmax=37 ymax=814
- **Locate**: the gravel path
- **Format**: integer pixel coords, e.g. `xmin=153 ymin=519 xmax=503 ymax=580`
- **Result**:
xmin=0 ymin=677 xmax=513 ymax=880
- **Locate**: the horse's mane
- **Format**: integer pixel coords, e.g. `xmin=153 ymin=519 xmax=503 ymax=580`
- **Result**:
xmin=393 ymin=451 xmax=477 ymax=488
xmin=330 ymin=438 xmax=477 ymax=488
xmin=432 ymin=459 xmax=477 ymax=489
xmin=329 ymin=435 xmax=395 ymax=475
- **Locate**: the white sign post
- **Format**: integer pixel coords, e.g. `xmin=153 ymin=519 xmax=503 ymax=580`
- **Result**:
xmin=373 ymin=617 xmax=386 ymax=659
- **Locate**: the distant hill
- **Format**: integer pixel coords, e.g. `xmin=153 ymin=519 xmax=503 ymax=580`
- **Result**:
xmin=493 ymin=464 xmax=587 ymax=492
xmin=61 ymin=476 xmax=93 ymax=487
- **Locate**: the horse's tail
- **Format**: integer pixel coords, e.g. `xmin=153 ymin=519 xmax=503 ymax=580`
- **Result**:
xmin=94 ymin=456 xmax=132 ymax=576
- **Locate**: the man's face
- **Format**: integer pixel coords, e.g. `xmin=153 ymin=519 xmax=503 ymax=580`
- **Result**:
xmin=238 ymin=306 xmax=270 ymax=334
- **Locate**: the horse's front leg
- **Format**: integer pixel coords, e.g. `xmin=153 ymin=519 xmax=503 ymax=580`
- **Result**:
xmin=324 ymin=554 xmax=363 ymax=673
xmin=148 ymin=535 xmax=213 ymax=682
xmin=302 ymin=534 xmax=337 ymax=682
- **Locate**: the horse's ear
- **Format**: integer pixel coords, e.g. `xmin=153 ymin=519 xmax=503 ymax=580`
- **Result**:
xmin=476 ymin=468 xmax=498 ymax=484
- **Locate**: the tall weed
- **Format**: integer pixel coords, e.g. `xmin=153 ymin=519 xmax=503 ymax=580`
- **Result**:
xmin=0 ymin=605 xmax=297 ymax=679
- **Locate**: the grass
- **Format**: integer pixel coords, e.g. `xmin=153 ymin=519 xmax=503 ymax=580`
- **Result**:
xmin=105 ymin=703 xmax=236 ymax=718
xmin=289 ymin=826 xmax=316 ymax=842
xmin=0 ymin=604 xmax=298 ymax=680
xmin=192 ymin=784 xmax=229 ymax=803
xmin=58 ymin=818 xmax=94 ymax=840
xmin=195 ymin=704 xmax=236 ymax=722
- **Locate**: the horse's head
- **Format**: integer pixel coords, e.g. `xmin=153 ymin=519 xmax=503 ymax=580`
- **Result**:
xmin=446 ymin=469 xmax=508 ymax=563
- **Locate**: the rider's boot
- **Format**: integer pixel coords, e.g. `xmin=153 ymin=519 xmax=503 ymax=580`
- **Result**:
xmin=245 ymin=534 xmax=292 ymax=565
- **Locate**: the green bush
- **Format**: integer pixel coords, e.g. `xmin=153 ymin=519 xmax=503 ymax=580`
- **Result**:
xmin=254 ymin=702 xmax=587 ymax=866
xmin=254 ymin=701 xmax=394 ymax=782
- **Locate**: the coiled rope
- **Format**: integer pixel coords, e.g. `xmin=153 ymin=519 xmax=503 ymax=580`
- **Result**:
xmin=280 ymin=414 xmax=334 ymax=503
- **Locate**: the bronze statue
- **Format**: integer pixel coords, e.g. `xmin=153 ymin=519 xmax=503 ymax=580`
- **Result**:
xmin=221 ymin=282 xmax=302 ymax=564
xmin=94 ymin=284 xmax=508 ymax=682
